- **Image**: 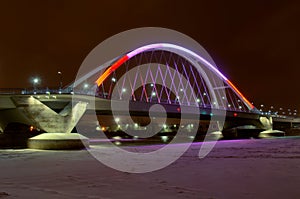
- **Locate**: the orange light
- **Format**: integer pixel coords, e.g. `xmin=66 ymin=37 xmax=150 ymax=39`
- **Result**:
xmin=95 ymin=55 xmax=129 ymax=86
xmin=29 ymin=126 xmax=34 ymax=132
xmin=226 ymin=80 xmax=254 ymax=109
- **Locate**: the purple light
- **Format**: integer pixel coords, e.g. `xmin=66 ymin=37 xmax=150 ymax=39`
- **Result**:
xmin=126 ymin=43 xmax=228 ymax=81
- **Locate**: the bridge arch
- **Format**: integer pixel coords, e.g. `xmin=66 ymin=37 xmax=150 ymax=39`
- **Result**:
xmin=93 ymin=43 xmax=256 ymax=112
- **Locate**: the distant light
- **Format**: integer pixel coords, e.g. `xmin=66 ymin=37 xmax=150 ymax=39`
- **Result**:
xmin=114 ymin=141 xmax=121 ymax=146
xmin=33 ymin=78 xmax=39 ymax=84
xmin=150 ymin=83 xmax=154 ymax=87
xmin=233 ymin=112 xmax=238 ymax=117
xmin=83 ymin=83 xmax=89 ymax=89
xmin=180 ymin=88 xmax=183 ymax=92
xmin=152 ymin=92 xmax=156 ymax=96
xmin=196 ymin=98 xmax=200 ymax=103
xmin=122 ymin=88 xmax=126 ymax=92
xmin=163 ymin=124 xmax=167 ymax=129
xmin=161 ymin=136 xmax=168 ymax=142
xmin=111 ymin=77 xmax=116 ymax=82
xmin=58 ymin=71 xmax=62 ymax=75
xmin=203 ymin=93 xmax=207 ymax=96
xmin=115 ymin=117 xmax=120 ymax=123
xmin=239 ymin=106 xmax=242 ymax=109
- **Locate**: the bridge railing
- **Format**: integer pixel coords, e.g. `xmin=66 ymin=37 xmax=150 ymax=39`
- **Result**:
xmin=0 ymin=88 xmax=73 ymax=95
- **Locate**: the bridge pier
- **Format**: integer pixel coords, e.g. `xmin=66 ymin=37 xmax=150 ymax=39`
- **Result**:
xmin=0 ymin=95 xmax=89 ymax=149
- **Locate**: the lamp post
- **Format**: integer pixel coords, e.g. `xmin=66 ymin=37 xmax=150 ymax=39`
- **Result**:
xmin=32 ymin=77 xmax=40 ymax=94
xmin=58 ymin=71 xmax=63 ymax=93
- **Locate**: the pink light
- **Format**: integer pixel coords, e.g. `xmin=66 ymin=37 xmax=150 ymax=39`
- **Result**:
xmin=127 ymin=43 xmax=228 ymax=81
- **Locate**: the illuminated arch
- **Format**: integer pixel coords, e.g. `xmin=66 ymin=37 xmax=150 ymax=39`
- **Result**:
xmin=95 ymin=43 xmax=254 ymax=110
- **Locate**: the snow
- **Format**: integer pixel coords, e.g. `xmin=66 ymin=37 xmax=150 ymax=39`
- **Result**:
xmin=1 ymin=137 xmax=300 ymax=198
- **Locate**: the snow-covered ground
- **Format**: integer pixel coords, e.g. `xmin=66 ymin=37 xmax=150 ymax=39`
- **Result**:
xmin=1 ymin=137 xmax=300 ymax=198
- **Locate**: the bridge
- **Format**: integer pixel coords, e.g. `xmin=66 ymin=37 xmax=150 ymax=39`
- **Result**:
xmin=0 ymin=43 xmax=299 ymax=148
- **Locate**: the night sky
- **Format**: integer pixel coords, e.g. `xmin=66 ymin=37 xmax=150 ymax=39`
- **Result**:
xmin=0 ymin=0 xmax=299 ymax=111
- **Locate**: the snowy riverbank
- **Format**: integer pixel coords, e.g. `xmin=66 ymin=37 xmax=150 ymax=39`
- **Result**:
xmin=1 ymin=137 xmax=300 ymax=198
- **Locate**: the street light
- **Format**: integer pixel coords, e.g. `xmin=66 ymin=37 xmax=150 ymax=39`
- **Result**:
xmin=32 ymin=77 xmax=40 ymax=94
xmin=58 ymin=71 xmax=63 ymax=92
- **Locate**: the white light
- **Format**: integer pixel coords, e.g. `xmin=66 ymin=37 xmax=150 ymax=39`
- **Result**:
xmin=33 ymin=78 xmax=39 ymax=84
xmin=161 ymin=136 xmax=168 ymax=142
xmin=180 ymin=88 xmax=183 ymax=92
xmin=203 ymin=93 xmax=206 ymax=96
xmin=196 ymin=98 xmax=200 ymax=103
xmin=150 ymin=83 xmax=154 ymax=87
xmin=84 ymin=83 xmax=89 ymax=89
xmin=112 ymin=77 xmax=116 ymax=82
xmin=163 ymin=124 xmax=167 ymax=129
xmin=115 ymin=117 xmax=120 ymax=123
xmin=113 ymin=136 xmax=122 ymax=140
xmin=152 ymin=92 xmax=156 ymax=96
xmin=122 ymin=88 xmax=126 ymax=92
xmin=239 ymin=106 xmax=242 ymax=109
xmin=134 ymin=123 xmax=138 ymax=128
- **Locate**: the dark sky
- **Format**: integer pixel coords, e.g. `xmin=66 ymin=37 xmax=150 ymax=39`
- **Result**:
xmin=0 ymin=0 xmax=299 ymax=110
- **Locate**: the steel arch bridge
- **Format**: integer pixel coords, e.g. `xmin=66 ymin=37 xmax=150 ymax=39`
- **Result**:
xmin=73 ymin=43 xmax=258 ymax=114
